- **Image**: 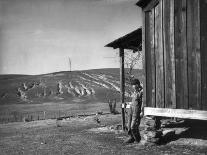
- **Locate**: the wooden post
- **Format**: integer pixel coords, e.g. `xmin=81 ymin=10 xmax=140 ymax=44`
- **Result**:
xmin=43 ymin=111 xmax=46 ymax=120
xmin=119 ymin=48 xmax=125 ymax=130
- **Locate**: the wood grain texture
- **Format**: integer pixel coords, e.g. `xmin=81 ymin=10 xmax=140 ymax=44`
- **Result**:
xmin=142 ymin=10 xmax=147 ymax=108
xmin=174 ymin=0 xmax=188 ymax=109
xmin=145 ymin=9 xmax=155 ymax=108
xmin=155 ymin=0 xmax=164 ymax=108
xmin=200 ymin=0 xmax=207 ymax=110
xmin=187 ymin=0 xmax=201 ymax=110
xmin=145 ymin=11 xmax=152 ymax=107
xmin=163 ymin=0 xmax=176 ymax=109
xmin=150 ymin=9 xmax=156 ymax=108
xmin=144 ymin=107 xmax=207 ymax=120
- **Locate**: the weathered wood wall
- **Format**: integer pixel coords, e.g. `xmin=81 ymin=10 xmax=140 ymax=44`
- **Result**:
xmin=144 ymin=0 xmax=207 ymax=110
xmin=174 ymin=0 xmax=188 ymax=109
xmin=200 ymin=0 xmax=207 ymax=110
xmin=145 ymin=7 xmax=155 ymax=108
xmin=187 ymin=0 xmax=201 ymax=110
xmin=163 ymin=0 xmax=175 ymax=109
xmin=155 ymin=0 xmax=164 ymax=108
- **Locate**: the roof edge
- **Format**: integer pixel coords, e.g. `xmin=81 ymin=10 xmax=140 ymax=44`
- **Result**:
xmin=136 ymin=0 xmax=151 ymax=8
xmin=105 ymin=28 xmax=142 ymax=51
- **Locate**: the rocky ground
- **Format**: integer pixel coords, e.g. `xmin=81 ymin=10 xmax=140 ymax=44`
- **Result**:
xmin=0 ymin=113 xmax=207 ymax=155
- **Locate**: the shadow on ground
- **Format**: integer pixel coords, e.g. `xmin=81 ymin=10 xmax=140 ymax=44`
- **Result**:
xmin=159 ymin=119 xmax=207 ymax=145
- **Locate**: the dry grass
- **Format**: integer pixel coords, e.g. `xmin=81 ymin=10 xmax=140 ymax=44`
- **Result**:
xmin=0 ymin=102 xmax=112 ymax=124
xmin=0 ymin=115 xmax=207 ymax=155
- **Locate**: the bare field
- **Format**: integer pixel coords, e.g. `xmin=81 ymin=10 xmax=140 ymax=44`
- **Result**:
xmin=0 ymin=113 xmax=207 ymax=155
xmin=0 ymin=102 xmax=112 ymax=123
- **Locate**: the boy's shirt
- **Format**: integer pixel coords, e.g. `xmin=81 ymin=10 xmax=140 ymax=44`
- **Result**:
xmin=130 ymin=89 xmax=143 ymax=119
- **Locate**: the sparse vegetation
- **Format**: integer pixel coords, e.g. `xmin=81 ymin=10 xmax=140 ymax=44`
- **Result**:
xmin=108 ymin=99 xmax=119 ymax=114
xmin=124 ymin=50 xmax=142 ymax=81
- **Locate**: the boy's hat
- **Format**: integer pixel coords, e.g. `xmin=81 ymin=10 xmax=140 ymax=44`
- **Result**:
xmin=130 ymin=79 xmax=140 ymax=86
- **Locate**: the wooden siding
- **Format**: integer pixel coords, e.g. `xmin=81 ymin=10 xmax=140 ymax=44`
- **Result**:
xmin=145 ymin=11 xmax=152 ymax=108
xmin=174 ymin=0 xmax=188 ymax=109
xmin=142 ymin=10 xmax=147 ymax=108
xmin=145 ymin=9 xmax=155 ymax=108
xmin=200 ymin=0 xmax=207 ymax=110
xmin=163 ymin=0 xmax=176 ymax=109
xmin=187 ymin=0 xmax=201 ymax=110
xmin=150 ymin=9 xmax=156 ymax=108
xmin=155 ymin=1 xmax=164 ymax=108
xmin=143 ymin=0 xmax=207 ymax=111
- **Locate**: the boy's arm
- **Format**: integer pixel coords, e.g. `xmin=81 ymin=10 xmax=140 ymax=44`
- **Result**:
xmin=140 ymin=91 xmax=144 ymax=117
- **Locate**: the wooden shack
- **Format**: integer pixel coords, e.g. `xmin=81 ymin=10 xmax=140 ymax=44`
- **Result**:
xmin=137 ymin=0 xmax=207 ymax=120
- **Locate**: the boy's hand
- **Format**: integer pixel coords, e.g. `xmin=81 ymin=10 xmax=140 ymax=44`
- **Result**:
xmin=140 ymin=112 xmax=144 ymax=118
xmin=127 ymin=128 xmax=131 ymax=135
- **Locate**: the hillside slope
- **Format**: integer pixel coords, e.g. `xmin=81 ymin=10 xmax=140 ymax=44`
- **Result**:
xmin=0 ymin=68 xmax=143 ymax=104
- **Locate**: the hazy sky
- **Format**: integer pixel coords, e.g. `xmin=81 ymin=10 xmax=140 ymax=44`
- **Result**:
xmin=0 ymin=0 xmax=142 ymax=75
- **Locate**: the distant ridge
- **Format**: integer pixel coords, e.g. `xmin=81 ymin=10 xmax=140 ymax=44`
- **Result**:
xmin=0 ymin=68 xmax=143 ymax=104
xmin=0 ymin=74 xmax=30 ymax=81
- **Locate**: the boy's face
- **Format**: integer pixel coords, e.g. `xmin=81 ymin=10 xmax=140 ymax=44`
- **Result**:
xmin=132 ymin=84 xmax=139 ymax=91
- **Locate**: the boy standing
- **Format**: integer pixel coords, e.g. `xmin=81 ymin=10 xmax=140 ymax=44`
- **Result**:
xmin=124 ymin=79 xmax=143 ymax=143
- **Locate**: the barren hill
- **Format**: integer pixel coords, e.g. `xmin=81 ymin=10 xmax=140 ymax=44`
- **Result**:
xmin=0 ymin=68 xmax=143 ymax=104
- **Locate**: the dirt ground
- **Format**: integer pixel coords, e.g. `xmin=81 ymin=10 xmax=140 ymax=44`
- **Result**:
xmin=0 ymin=113 xmax=207 ymax=155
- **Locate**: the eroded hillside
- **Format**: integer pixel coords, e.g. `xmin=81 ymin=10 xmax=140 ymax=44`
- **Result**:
xmin=0 ymin=69 xmax=143 ymax=104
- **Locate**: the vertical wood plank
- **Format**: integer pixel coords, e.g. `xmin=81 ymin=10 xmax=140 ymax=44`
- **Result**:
xmin=145 ymin=9 xmax=155 ymax=108
xmin=187 ymin=0 xmax=201 ymax=110
xmin=150 ymin=8 xmax=156 ymax=108
xmin=163 ymin=0 xmax=176 ymax=109
xmin=145 ymin=11 xmax=152 ymax=107
xmin=155 ymin=0 xmax=164 ymax=108
xmin=174 ymin=0 xmax=188 ymax=109
xmin=142 ymin=10 xmax=147 ymax=108
xmin=200 ymin=0 xmax=207 ymax=110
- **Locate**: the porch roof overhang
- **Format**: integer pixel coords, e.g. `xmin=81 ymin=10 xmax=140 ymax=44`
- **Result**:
xmin=105 ymin=28 xmax=142 ymax=52
xmin=136 ymin=0 xmax=152 ymax=8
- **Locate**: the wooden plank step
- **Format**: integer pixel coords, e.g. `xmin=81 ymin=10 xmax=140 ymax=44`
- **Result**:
xmin=144 ymin=107 xmax=207 ymax=120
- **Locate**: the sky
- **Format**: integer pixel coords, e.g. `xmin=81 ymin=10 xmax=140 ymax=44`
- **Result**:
xmin=0 ymin=0 xmax=142 ymax=75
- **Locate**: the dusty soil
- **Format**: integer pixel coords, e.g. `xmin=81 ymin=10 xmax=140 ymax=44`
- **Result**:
xmin=0 ymin=114 xmax=207 ymax=155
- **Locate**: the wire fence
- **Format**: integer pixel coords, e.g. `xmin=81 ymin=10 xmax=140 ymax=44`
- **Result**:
xmin=0 ymin=110 xmax=77 ymax=124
